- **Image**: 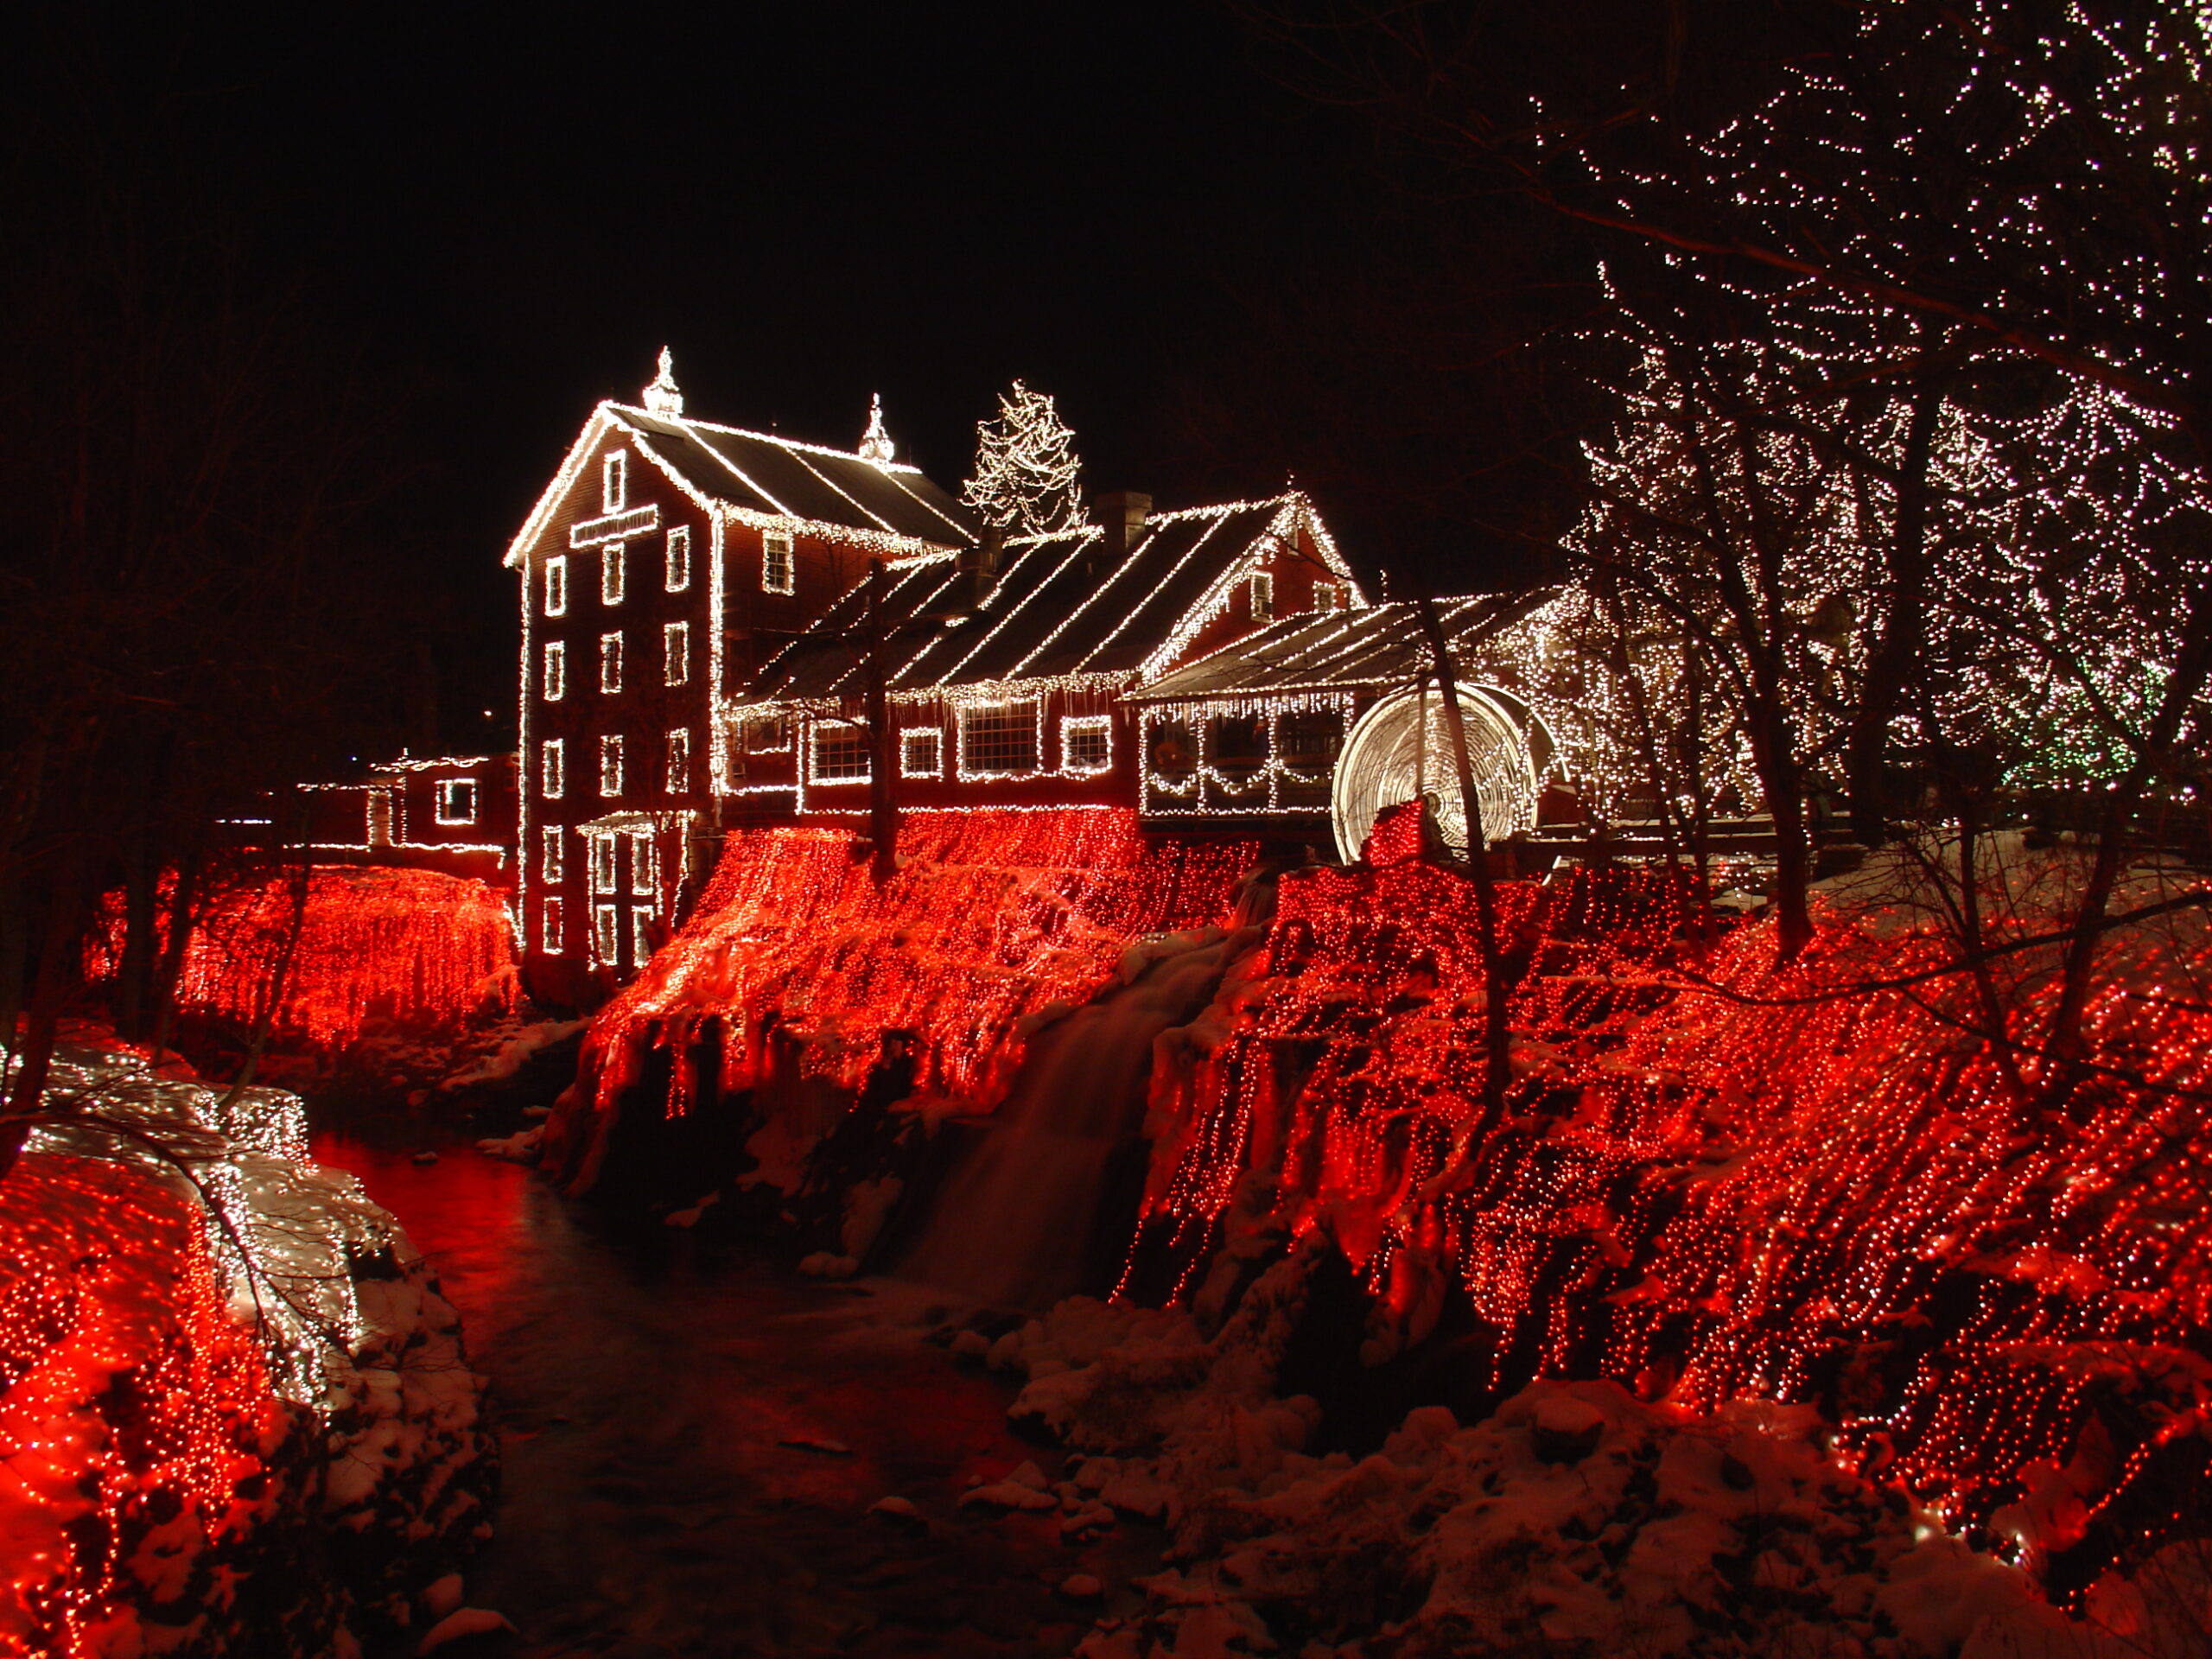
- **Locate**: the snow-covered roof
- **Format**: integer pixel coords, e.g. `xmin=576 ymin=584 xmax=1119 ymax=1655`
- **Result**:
xmin=504 ymin=401 xmax=975 ymax=568
xmin=1126 ymin=591 xmax=1550 ymax=704
xmin=743 ymin=493 xmax=1357 ymax=700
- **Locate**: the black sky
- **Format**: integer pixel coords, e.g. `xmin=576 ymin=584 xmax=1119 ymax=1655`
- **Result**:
xmin=17 ymin=4 xmax=1629 ymax=746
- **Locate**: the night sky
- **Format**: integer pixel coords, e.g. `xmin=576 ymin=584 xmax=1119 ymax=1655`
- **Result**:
xmin=14 ymin=4 xmax=1592 ymax=745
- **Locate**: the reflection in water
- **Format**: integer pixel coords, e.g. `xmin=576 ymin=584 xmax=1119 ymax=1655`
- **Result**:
xmin=317 ymin=1130 xmax=1108 ymax=1657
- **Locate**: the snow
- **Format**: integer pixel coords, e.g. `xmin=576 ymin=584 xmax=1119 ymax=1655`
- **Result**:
xmin=956 ymin=1243 xmax=2140 ymax=1658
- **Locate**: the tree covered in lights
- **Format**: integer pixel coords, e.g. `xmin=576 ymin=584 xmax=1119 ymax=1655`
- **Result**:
xmin=961 ymin=379 xmax=1084 ymax=536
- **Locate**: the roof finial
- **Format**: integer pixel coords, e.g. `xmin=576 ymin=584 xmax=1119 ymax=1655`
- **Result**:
xmin=643 ymin=346 xmax=683 ymax=416
xmin=858 ymin=392 xmax=895 ymax=464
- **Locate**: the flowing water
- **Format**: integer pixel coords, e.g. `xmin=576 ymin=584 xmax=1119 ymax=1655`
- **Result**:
xmin=317 ymin=1129 xmax=1141 ymax=1658
xmin=896 ymin=931 xmax=1243 ymax=1311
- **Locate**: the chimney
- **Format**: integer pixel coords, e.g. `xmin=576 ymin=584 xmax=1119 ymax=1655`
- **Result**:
xmin=1094 ymin=491 xmax=1152 ymax=565
xmin=932 ymin=524 xmax=1006 ymax=618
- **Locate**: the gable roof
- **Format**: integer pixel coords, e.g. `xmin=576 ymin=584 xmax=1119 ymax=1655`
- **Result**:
xmin=743 ymin=494 xmax=1361 ymax=702
xmin=1127 ymin=592 xmax=1552 ymax=704
xmin=505 ymin=402 xmax=975 ymax=567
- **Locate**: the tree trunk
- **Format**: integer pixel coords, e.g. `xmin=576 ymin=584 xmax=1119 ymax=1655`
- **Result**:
xmin=1413 ymin=596 xmax=1514 ymax=1133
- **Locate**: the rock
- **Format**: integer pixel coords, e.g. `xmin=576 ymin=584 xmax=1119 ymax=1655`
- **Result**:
xmin=798 ymin=1251 xmax=859 ymax=1279
xmin=410 ymin=1150 xmax=440 ymax=1166
xmin=950 ymin=1329 xmax=992 ymax=1359
xmin=959 ymin=1481 xmax=1058 ymax=1512
xmin=1058 ymin=1573 xmax=1104 ymax=1600
xmin=779 ymin=1434 xmax=853 ymax=1456
xmin=868 ymin=1495 xmax=927 ymax=1533
xmin=1531 ymin=1395 xmax=1607 ymax=1464
xmin=420 ymin=1573 xmax=464 ymax=1621
xmin=1007 ymin=1460 xmax=1051 ymax=1491
xmin=416 ymin=1606 xmax=515 ymax=1652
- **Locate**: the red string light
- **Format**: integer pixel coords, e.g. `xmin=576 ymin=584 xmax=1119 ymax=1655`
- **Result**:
xmin=575 ymin=808 xmax=1256 ymax=1118
xmin=88 ymin=868 xmax=519 ymax=1048
xmin=0 ymin=1154 xmax=292 ymax=1655
xmin=1126 ymin=838 xmax=2212 ymax=1560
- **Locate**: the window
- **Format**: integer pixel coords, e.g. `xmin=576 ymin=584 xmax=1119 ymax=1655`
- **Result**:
xmin=1209 ymin=714 xmax=1268 ymax=778
xmin=1061 ymin=715 xmax=1111 ymax=774
xmin=666 ymin=727 xmax=691 ymax=794
xmin=541 ymin=896 xmax=564 ymax=955
xmin=744 ymin=714 xmax=791 ymax=753
xmin=544 ymin=555 xmax=569 ymax=617
xmin=664 ymin=525 xmax=691 ymax=592
xmin=1147 ymin=718 xmax=1196 ymax=782
xmin=810 ymin=721 xmax=871 ymax=783
xmin=632 ymin=907 xmax=657 ymax=967
xmin=599 ymin=734 xmax=624 ymax=797
xmin=958 ymin=700 xmax=1039 ymax=777
xmin=542 ymin=639 xmax=566 ymax=701
xmin=763 ymin=530 xmax=795 ymax=595
xmin=1280 ymin=710 xmax=1344 ymax=766
xmin=542 ymin=738 xmax=565 ymax=798
xmin=589 ymin=834 xmax=618 ymax=894
xmin=594 ymin=902 xmax=620 ymax=966
xmin=602 ymin=450 xmax=626 ymax=513
xmin=631 ymin=834 xmax=658 ymax=897
xmin=540 ymin=824 xmax=564 ymax=884
xmin=899 ymin=728 xmax=943 ymax=778
xmin=1249 ymin=571 xmax=1274 ymax=620
xmin=601 ymin=545 xmax=626 ymax=606
xmin=1312 ymin=580 xmax=1346 ymax=614
xmin=435 ymin=778 xmax=477 ymax=825
xmin=600 ymin=631 xmax=624 ymax=694
xmin=663 ymin=621 xmax=690 ymax=687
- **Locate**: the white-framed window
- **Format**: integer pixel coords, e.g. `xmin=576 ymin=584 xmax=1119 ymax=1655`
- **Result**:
xmin=958 ymin=699 xmax=1039 ymax=777
xmin=544 ymin=555 xmax=569 ymax=617
xmin=1249 ymin=570 xmax=1274 ymax=620
xmin=600 ymin=734 xmax=625 ymax=797
xmin=899 ymin=728 xmax=943 ymax=779
xmin=434 ymin=778 xmax=478 ymax=824
xmin=540 ymin=824 xmax=564 ymax=884
xmin=542 ymin=639 xmax=566 ymax=702
xmin=666 ymin=727 xmax=691 ymax=794
xmin=602 ymin=450 xmax=626 ymax=513
xmin=1312 ymin=579 xmax=1346 ymax=614
xmin=589 ymin=834 xmax=618 ymax=894
xmin=664 ymin=525 xmax=691 ymax=592
xmin=1061 ymin=715 xmax=1112 ymax=774
xmin=663 ymin=621 xmax=690 ymax=687
xmin=631 ymin=834 xmax=658 ymax=898
xmin=601 ymin=544 xmax=626 ymax=606
xmin=593 ymin=902 xmax=620 ymax=967
xmin=763 ymin=529 xmax=795 ymax=595
xmin=541 ymin=739 xmax=565 ymax=799
xmin=632 ymin=906 xmax=657 ymax=967
xmin=744 ymin=714 xmax=791 ymax=753
xmin=810 ymin=721 xmax=871 ymax=783
xmin=600 ymin=631 xmax=624 ymax=694
xmin=541 ymin=895 xmax=564 ymax=955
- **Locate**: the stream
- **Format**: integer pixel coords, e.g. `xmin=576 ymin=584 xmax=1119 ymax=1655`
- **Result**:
xmin=317 ymin=1128 xmax=1140 ymax=1658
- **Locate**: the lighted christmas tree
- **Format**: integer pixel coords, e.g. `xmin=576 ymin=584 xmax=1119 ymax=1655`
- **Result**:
xmin=961 ymin=380 xmax=1084 ymax=535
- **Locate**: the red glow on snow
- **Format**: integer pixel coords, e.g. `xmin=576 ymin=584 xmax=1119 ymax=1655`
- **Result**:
xmin=0 ymin=1154 xmax=289 ymax=1656
xmin=90 ymin=867 xmax=518 ymax=1048
xmin=1129 ymin=845 xmax=2212 ymax=1547
xmin=580 ymin=809 xmax=1256 ymax=1115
